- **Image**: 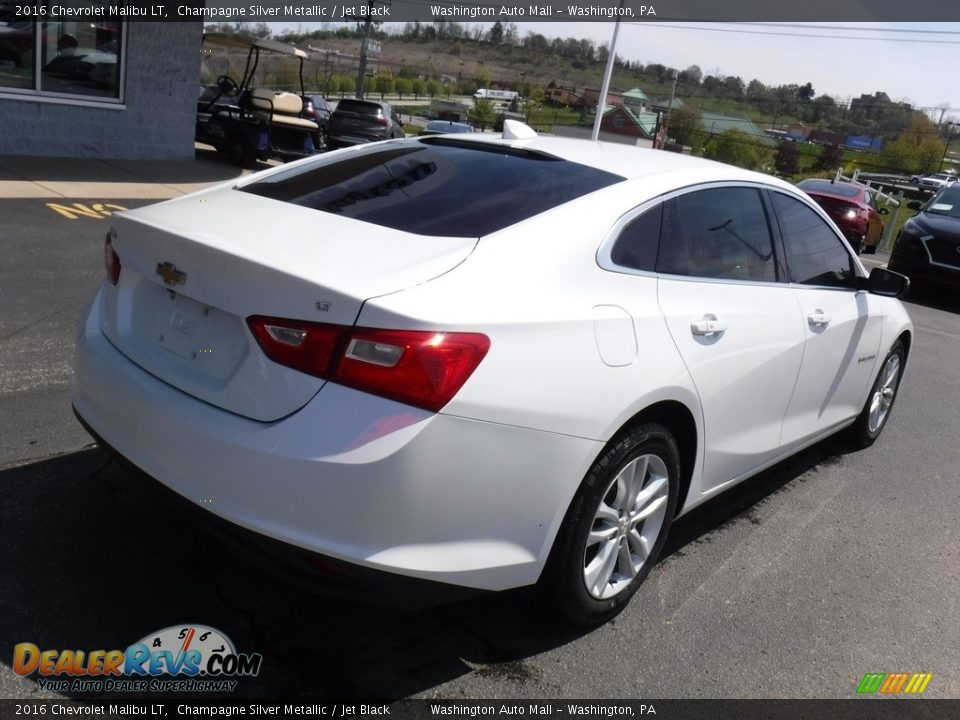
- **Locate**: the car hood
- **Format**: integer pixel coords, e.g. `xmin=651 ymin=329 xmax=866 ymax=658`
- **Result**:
xmin=914 ymin=212 xmax=960 ymax=240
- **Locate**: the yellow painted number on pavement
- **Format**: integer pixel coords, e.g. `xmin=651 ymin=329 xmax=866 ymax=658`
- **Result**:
xmin=46 ymin=202 xmax=128 ymax=220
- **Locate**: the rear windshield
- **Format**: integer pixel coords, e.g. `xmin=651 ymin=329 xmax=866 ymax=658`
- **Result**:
xmin=334 ymin=99 xmax=383 ymax=115
xmin=798 ymin=179 xmax=860 ymax=198
xmin=239 ymin=139 xmax=625 ymax=237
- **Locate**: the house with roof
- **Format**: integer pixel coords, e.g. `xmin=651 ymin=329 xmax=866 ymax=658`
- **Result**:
xmin=622 ymin=87 xmax=649 ymax=113
xmin=600 ymin=103 xmax=659 ymax=140
xmin=700 ymin=111 xmax=774 ymax=146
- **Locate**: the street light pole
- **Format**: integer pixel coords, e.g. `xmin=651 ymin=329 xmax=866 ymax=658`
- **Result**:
xmin=938 ymin=121 xmax=957 ymax=173
xmin=591 ymin=0 xmax=625 ymax=142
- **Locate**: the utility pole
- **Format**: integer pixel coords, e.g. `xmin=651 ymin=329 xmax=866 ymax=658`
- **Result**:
xmin=351 ymin=0 xmax=390 ymax=100
xmin=662 ymin=69 xmax=678 ymax=148
xmin=591 ymin=0 xmax=625 ymax=142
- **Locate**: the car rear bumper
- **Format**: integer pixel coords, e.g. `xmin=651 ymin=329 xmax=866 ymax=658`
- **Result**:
xmin=72 ymin=288 xmax=601 ymax=593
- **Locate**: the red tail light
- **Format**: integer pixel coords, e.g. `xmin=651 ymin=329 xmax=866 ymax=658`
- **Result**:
xmin=247 ymin=316 xmax=489 ymax=412
xmin=104 ymin=230 xmax=121 ymax=286
xmin=376 ymin=115 xmax=389 ymax=126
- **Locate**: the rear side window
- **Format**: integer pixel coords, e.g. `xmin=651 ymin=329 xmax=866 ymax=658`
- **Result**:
xmin=772 ymin=192 xmax=855 ymax=287
xmin=239 ymin=140 xmax=624 ymax=237
xmin=610 ymin=204 xmax=662 ymax=272
xmin=657 ymin=187 xmax=778 ymax=282
xmin=335 ymin=100 xmax=382 ymax=115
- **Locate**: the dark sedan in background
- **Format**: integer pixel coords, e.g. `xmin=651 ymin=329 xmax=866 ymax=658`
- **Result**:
xmin=302 ymin=95 xmax=333 ymax=149
xmin=889 ymin=185 xmax=960 ymax=293
xmin=328 ymin=99 xmax=405 ymax=148
xmin=797 ymin=178 xmax=888 ymax=254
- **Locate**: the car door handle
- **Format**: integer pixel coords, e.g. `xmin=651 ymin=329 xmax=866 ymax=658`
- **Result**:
xmin=808 ymin=310 xmax=832 ymax=326
xmin=690 ymin=315 xmax=727 ymax=336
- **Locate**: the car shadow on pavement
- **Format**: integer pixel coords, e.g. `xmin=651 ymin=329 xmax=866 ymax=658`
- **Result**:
xmin=663 ymin=434 xmax=858 ymax=560
xmin=902 ymin=286 xmax=960 ymax=315
xmin=0 ymin=434 xmax=859 ymax=700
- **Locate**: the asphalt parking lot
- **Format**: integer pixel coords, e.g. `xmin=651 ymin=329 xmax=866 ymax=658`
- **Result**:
xmin=2 ymin=155 xmax=959 ymax=701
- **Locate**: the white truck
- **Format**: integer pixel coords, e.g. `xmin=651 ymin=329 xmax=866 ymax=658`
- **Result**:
xmin=474 ymin=88 xmax=519 ymax=102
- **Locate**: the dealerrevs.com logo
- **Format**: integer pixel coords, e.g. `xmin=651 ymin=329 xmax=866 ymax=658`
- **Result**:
xmin=14 ymin=624 xmax=262 ymax=693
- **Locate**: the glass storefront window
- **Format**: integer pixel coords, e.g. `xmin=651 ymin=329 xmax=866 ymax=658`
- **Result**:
xmin=0 ymin=4 xmax=122 ymax=101
xmin=0 ymin=20 xmax=36 ymax=90
xmin=41 ymin=20 xmax=122 ymax=98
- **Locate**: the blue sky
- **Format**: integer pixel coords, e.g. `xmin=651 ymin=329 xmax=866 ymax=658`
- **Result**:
xmin=267 ymin=21 xmax=960 ymax=117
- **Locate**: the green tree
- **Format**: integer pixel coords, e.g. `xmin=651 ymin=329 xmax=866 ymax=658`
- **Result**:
xmin=395 ymin=77 xmax=412 ymax=99
xmin=469 ymin=98 xmax=497 ymax=131
xmin=880 ymin=114 xmax=944 ymax=174
xmin=814 ymin=143 xmax=844 ymax=172
xmin=474 ymin=66 xmax=492 ymax=88
xmin=489 ymin=21 xmax=504 ymax=44
xmin=378 ymin=76 xmax=395 ymax=99
xmin=704 ymin=129 xmax=774 ymax=171
xmin=666 ymin=104 xmax=703 ymax=151
xmin=411 ymin=78 xmax=426 ymax=98
xmin=425 ymin=79 xmax=442 ymax=98
xmin=774 ymin=141 xmax=801 ymax=175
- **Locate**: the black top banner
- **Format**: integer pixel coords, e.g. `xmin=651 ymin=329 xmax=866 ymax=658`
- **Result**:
xmin=9 ymin=0 xmax=960 ymax=22
xmin=1 ymin=700 xmax=960 ymax=720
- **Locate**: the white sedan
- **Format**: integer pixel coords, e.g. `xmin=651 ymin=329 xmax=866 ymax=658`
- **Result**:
xmin=73 ymin=122 xmax=912 ymax=624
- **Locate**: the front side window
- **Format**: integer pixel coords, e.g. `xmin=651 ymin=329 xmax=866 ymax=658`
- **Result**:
xmin=657 ymin=187 xmax=779 ymax=282
xmin=0 ymin=11 xmax=122 ymax=100
xmin=772 ymin=192 xmax=855 ymax=288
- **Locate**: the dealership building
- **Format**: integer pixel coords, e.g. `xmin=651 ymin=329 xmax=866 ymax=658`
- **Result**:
xmin=0 ymin=19 xmax=202 ymax=159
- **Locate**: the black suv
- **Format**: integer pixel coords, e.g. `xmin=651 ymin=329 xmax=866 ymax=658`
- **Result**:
xmin=329 ymin=99 xmax=405 ymax=148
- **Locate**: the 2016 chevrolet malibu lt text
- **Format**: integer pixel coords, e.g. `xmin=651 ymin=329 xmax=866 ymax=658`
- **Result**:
xmin=73 ymin=122 xmax=912 ymax=624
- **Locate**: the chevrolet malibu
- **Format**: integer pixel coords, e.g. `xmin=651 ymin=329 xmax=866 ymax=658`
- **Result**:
xmin=73 ymin=122 xmax=913 ymax=624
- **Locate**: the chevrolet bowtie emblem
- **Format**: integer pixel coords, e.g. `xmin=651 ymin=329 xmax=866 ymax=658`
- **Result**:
xmin=156 ymin=262 xmax=187 ymax=287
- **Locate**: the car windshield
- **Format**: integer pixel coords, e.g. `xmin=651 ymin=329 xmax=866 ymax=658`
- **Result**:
xmin=797 ymin=179 xmax=861 ymax=198
xmin=239 ymin=138 xmax=624 ymax=237
xmin=925 ymin=187 xmax=960 ymax=218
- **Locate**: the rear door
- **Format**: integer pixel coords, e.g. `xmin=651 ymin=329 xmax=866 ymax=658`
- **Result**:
xmin=770 ymin=191 xmax=882 ymax=446
xmin=655 ymin=186 xmax=806 ymax=490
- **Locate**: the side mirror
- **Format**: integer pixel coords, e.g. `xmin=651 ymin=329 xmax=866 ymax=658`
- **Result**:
xmin=861 ymin=267 xmax=910 ymax=298
xmin=907 ymin=200 xmax=923 ymax=211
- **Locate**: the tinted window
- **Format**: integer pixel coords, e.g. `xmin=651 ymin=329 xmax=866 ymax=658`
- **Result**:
xmin=240 ymin=139 xmax=624 ymax=237
xmin=334 ymin=99 xmax=382 ymax=115
xmin=657 ymin=187 xmax=778 ymax=282
xmin=772 ymin=192 xmax=855 ymax=287
xmin=610 ymin=204 xmax=662 ymax=272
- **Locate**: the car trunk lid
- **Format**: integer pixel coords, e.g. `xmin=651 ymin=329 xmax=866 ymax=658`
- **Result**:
xmin=101 ymin=187 xmax=476 ymax=422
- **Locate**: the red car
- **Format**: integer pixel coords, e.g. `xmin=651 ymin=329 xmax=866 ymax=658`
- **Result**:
xmin=797 ymin=178 xmax=888 ymax=254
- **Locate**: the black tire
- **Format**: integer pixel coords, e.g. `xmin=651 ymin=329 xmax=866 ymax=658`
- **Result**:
xmin=227 ymin=135 xmax=257 ymax=169
xmin=848 ymin=340 xmax=905 ymax=447
xmin=549 ymin=423 xmax=679 ymax=625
